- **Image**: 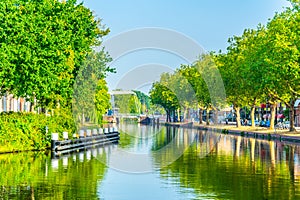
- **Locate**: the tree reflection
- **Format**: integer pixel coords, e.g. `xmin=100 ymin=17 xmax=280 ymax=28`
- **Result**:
xmin=155 ymin=128 xmax=300 ymax=199
xmin=0 ymin=149 xmax=107 ymax=199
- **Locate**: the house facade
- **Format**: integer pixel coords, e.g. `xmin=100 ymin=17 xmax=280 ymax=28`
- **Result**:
xmin=0 ymin=94 xmax=32 ymax=113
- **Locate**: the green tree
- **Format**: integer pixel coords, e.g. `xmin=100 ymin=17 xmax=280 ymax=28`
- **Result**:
xmin=133 ymin=90 xmax=151 ymax=113
xmin=94 ymin=79 xmax=111 ymax=124
xmin=216 ymin=28 xmax=267 ymax=128
xmin=237 ymin=28 xmax=267 ymax=128
xmin=179 ymin=65 xmax=206 ymax=124
xmin=73 ymin=50 xmax=114 ymax=125
xmin=112 ymin=91 xmax=142 ymax=114
xmin=261 ymin=5 xmax=300 ymax=131
xmin=194 ymin=53 xmax=226 ymax=124
xmin=217 ymin=37 xmax=251 ymax=128
xmin=128 ymin=95 xmax=141 ymax=114
xmin=150 ymin=80 xmax=180 ymax=122
xmin=0 ymin=0 xmax=110 ymax=109
xmin=180 ymin=54 xmax=226 ymax=125
xmin=171 ymin=70 xmax=198 ymax=121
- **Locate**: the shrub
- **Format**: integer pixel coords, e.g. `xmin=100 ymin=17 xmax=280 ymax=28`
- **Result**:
xmin=0 ymin=109 xmax=76 ymax=153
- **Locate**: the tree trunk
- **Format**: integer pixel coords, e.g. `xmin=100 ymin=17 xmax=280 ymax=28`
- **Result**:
xmin=187 ymin=108 xmax=190 ymax=120
xmin=199 ymin=108 xmax=203 ymax=124
xmin=183 ymin=108 xmax=187 ymax=122
xmin=168 ymin=110 xmax=171 ymax=122
xmin=166 ymin=110 xmax=170 ymax=122
xmin=251 ymin=106 xmax=255 ymax=128
xmin=234 ymin=105 xmax=241 ymax=127
xmin=269 ymin=102 xmax=277 ymax=130
xmin=206 ymin=108 xmax=210 ymax=125
xmin=275 ymin=106 xmax=278 ymax=125
xmin=289 ymin=98 xmax=296 ymax=132
xmin=173 ymin=110 xmax=176 ymax=122
xmin=31 ymin=186 xmax=35 ymax=200
xmin=214 ymin=109 xmax=218 ymax=124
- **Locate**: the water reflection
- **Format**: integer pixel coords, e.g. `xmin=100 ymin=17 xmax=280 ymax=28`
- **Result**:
xmin=100 ymin=124 xmax=300 ymax=199
xmin=157 ymin=128 xmax=300 ymax=199
xmin=0 ymin=146 xmax=108 ymax=199
xmin=1 ymin=124 xmax=300 ymax=199
xmin=109 ymin=124 xmax=198 ymax=172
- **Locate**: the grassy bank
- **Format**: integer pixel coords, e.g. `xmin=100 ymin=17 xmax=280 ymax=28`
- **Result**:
xmin=0 ymin=109 xmax=76 ymax=153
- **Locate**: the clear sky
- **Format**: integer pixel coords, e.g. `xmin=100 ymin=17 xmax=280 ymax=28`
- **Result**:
xmin=82 ymin=0 xmax=291 ymax=93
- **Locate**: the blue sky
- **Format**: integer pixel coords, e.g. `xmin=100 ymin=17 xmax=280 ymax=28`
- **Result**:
xmin=82 ymin=0 xmax=291 ymax=92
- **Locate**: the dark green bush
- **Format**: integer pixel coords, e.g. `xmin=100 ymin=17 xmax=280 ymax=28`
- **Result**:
xmin=0 ymin=109 xmax=76 ymax=153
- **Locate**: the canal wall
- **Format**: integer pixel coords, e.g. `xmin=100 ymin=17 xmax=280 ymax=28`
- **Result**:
xmin=165 ymin=122 xmax=300 ymax=144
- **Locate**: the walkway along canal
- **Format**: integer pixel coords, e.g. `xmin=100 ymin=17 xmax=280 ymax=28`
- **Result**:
xmin=0 ymin=123 xmax=300 ymax=199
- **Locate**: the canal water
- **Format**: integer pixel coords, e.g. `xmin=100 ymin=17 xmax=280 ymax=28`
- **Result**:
xmin=1 ymin=124 xmax=300 ymax=199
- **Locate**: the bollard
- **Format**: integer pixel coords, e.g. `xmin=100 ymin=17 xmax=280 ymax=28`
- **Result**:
xmin=73 ymin=154 xmax=76 ymax=162
xmin=104 ymin=146 xmax=109 ymax=153
xmin=63 ymin=132 xmax=68 ymax=140
xmin=113 ymin=127 xmax=118 ymax=133
xmin=51 ymin=133 xmax=59 ymax=152
xmin=86 ymin=129 xmax=92 ymax=137
xmin=99 ymin=128 xmax=103 ymax=134
xmin=92 ymin=129 xmax=98 ymax=136
xmin=86 ymin=150 xmax=91 ymax=161
xmin=79 ymin=130 xmax=85 ymax=138
xmin=109 ymin=127 xmax=113 ymax=133
xmin=51 ymin=159 xmax=59 ymax=171
xmin=73 ymin=133 xmax=77 ymax=139
xmin=79 ymin=152 xmax=84 ymax=162
xmin=104 ymin=128 xmax=109 ymax=134
xmin=63 ymin=157 xmax=68 ymax=168
xmin=92 ymin=149 xmax=98 ymax=157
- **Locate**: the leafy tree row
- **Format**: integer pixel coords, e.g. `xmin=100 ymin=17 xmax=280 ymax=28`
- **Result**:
xmin=0 ymin=0 xmax=112 ymax=111
xmin=150 ymin=0 xmax=299 ymax=131
xmin=113 ymin=92 xmax=141 ymax=114
xmin=0 ymin=0 xmax=114 ymax=130
xmin=133 ymin=90 xmax=151 ymax=113
xmin=111 ymin=90 xmax=153 ymax=115
xmin=216 ymin=0 xmax=299 ymax=131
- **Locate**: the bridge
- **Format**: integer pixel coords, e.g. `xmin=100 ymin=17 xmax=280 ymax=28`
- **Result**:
xmin=107 ymin=90 xmax=161 ymax=124
xmin=108 ymin=90 xmax=136 ymax=95
xmin=108 ymin=90 xmax=136 ymax=116
xmin=106 ymin=90 xmax=137 ymax=121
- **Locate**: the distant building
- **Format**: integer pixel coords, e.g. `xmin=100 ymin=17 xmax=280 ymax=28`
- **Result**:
xmin=0 ymin=94 xmax=33 ymax=113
